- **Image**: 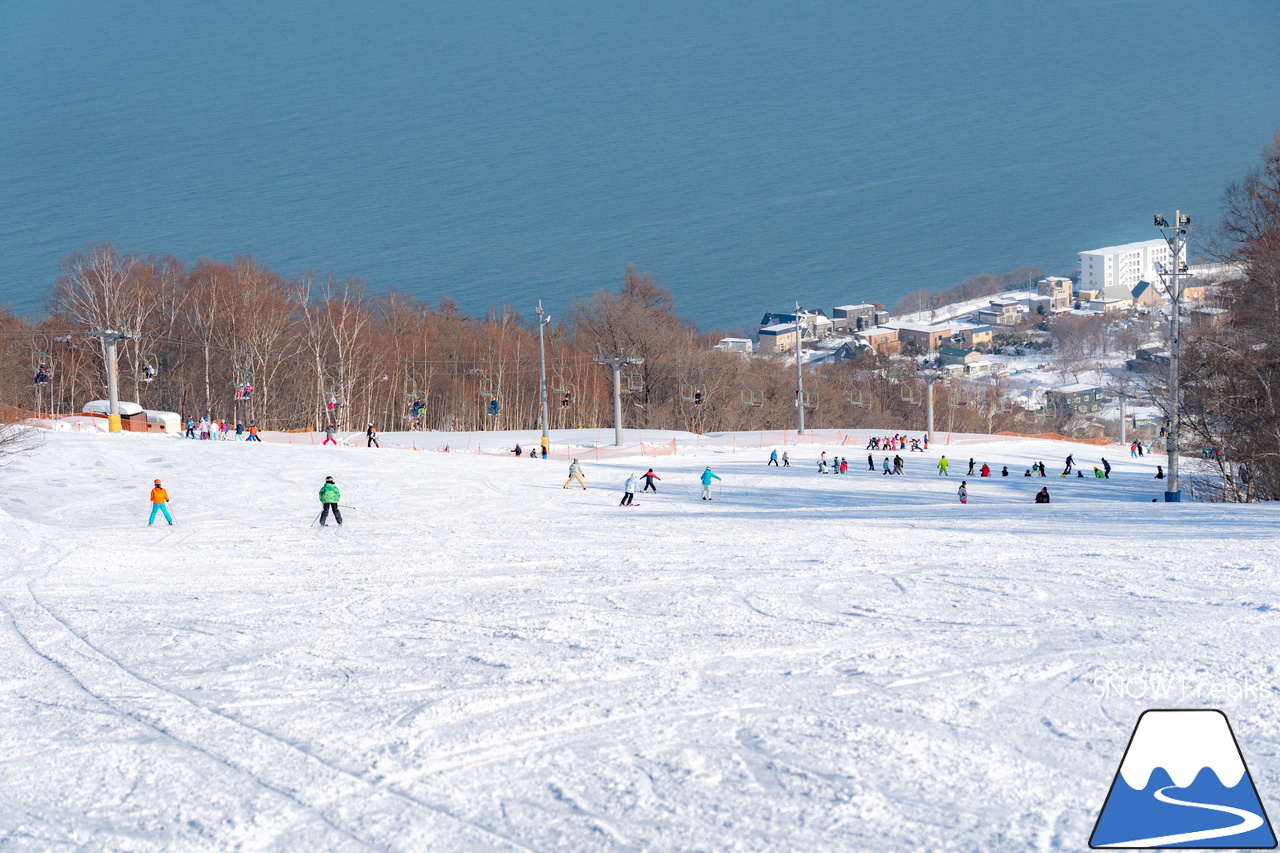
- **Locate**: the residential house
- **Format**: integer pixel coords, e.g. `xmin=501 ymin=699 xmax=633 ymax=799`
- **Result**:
xmin=1045 ymin=384 xmax=1103 ymax=415
xmin=832 ymin=304 xmax=878 ymax=332
xmin=938 ymin=347 xmax=981 ymax=370
xmin=890 ymin=322 xmax=961 ymax=352
xmin=960 ymin=325 xmax=994 ymax=350
xmin=855 ymin=327 xmax=900 ymax=356
xmin=714 ymin=337 xmax=754 ymax=354
xmin=758 ymin=323 xmax=800 ymax=353
xmin=973 ymin=299 xmax=1022 ymax=326
xmin=1036 ymin=276 xmax=1073 ymax=312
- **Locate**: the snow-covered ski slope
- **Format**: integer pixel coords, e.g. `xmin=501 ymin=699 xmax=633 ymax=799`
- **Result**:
xmin=2 ymin=429 xmax=1278 ymax=851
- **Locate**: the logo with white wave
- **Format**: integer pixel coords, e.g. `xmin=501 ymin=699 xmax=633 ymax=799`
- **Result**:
xmin=1090 ymin=709 xmax=1276 ymax=848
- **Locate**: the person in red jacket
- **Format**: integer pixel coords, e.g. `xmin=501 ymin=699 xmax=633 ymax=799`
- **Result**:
xmin=149 ymin=479 xmax=173 ymax=525
xmin=641 ymin=468 xmax=660 ymax=492
xmin=980 ymin=463 xmax=991 ymax=477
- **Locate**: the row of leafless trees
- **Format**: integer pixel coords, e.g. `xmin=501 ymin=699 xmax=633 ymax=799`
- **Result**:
xmin=0 ymin=249 xmax=1066 ymax=437
xmin=1172 ymin=132 xmax=1280 ymax=500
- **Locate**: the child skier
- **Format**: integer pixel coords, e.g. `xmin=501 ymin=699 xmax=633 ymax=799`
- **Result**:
xmin=958 ymin=481 xmax=968 ymax=504
xmin=319 ymin=476 xmax=342 ymax=525
xmin=323 ymin=424 xmax=337 ymax=445
xmin=700 ymin=467 xmax=721 ymax=500
xmin=149 ymin=479 xmax=173 ymax=525
xmin=366 ymin=424 xmax=380 ymax=448
xmin=641 ymin=468 xmax=660 ymax=492
xmin=621 ymin=474 xmax=638 ymax=506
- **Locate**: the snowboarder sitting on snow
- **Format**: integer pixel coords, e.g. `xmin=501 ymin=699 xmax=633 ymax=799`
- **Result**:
xmin=564 ymin=459 xmax=586 ymax=489
xmin=1034 ymin=487 xmax=1050 ymax=503
xmin=1001 ymin=466 xmax=1009 ymax=477
xmin=149 ymin=479 xmax=173 ymax=525
xmin=642 ymin=468 xmax=660 ymax=491
xmin=1155 ymin=465 xmax=1165 ymax=480
xmin=700 ymin=467 xmax=721 ymax=500
xmin=621 ymin=474 xmax=638 ymax=506
xmin=1093 ymin=467 xmax=1104 ymax=478
xmin=319 ymin=476 xmax=342 ymax=526
xmin=980 ymin=463 xmax=990 ymax=477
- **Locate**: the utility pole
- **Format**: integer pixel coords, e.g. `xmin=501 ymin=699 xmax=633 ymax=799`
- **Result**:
xmin=535 ymin=301 xmax=552 ymax=457
xmin=595 ymin=346 xmax=643 ymax=446
xmin=1119 ymin=392 xmax=1127 ymax=446
xmin=89 ymin=328 xmax=135 ymax=433
xmin=795 ymin=301 xmax=805 ymax=435
xmin=1154 ymin=211 xmax=1190 ymax=502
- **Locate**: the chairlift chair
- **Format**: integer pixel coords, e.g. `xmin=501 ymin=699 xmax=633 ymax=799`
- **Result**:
xmin=137 ymin=352 xmax=158 ymax=383
xmin=479 ymin=376 xmax=496 ymax=397
xmin=234 ymin=367 xmax=253 ymax=400
xmin=621 ymin=369 xmax=643 ymax=394
xmin=797 ymin=391 xmax=818 ymax=410
xmin=847 ymin=387 xmax=871 ymax=409
xmin=741 ymin=388 xmax=764 ymax=407
xmin=900 ymin=386 xmax=922 ymax=405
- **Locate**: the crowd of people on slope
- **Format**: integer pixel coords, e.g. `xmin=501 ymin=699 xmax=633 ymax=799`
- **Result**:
xmin=866 ymin=433 xmax=928 ymax=452
xmin=562 ymin=459 xmax=719 ymax=504
xmin=183 ymin=417 xmax=259 ymax=441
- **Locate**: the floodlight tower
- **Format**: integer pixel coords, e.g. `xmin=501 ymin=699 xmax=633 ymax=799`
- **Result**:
xmin=1153 ymin=211 xmax=1191 ymax=502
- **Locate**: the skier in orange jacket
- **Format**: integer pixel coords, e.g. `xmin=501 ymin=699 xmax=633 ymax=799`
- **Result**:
xmin=149 ymin=479 xmax=173 ymax=525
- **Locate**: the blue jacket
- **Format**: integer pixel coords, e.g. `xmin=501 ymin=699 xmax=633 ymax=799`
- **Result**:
xmin=700 ymin=469 xmax=720 ymax=485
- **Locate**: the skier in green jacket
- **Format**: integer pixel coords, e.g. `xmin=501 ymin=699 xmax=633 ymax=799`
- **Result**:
xmin=319 ymin=476 xmax=342 ymax=526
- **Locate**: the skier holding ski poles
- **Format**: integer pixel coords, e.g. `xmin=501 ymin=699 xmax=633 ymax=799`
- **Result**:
xmin=319 ymin=476 xmax=342 ymax=526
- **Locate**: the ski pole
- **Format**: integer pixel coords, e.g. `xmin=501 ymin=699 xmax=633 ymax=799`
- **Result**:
xmin=312 ymin=510 xmax=323 ymax=527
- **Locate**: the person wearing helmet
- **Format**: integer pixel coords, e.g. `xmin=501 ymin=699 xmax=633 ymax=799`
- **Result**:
xmin=149 ymin=479 xmax=173 ymax=525
xmin=700 ymin=467 xmax=721 ymax=500
xmin=319 ymin=476 xmax=342 ymax=526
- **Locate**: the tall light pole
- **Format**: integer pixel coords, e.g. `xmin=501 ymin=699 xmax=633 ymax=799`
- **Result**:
xmin=1154 ymin=211 xmax=1190 ymax=502
xmin=595 ymin=346 xmax=643 ymax=446
xmin=795 ymin=301 xmax=805 ymax=435
xmin=535 ymin=301 xmax=552 ymax=457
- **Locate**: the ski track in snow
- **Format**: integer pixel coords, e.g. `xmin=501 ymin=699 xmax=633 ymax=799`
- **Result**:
xmin=2 ymin=429 xmax=1279 ymax=851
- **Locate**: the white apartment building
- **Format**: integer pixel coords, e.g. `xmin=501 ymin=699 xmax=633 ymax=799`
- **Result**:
xmin=1079 ymin=239 xmax=1182 ymax=292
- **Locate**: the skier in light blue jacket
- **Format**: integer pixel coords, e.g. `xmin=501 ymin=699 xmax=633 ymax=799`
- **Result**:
xmin=700 ymin=467 xmax=721 ymax=500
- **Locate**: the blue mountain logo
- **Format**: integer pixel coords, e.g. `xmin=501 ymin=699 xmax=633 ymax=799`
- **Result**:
xmin=1091 ymin=709 xmax=1276 ymax=848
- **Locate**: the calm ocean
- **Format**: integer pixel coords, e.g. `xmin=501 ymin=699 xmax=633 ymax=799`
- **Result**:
xmin=2 ymin=1 xmax=1278 ymax=329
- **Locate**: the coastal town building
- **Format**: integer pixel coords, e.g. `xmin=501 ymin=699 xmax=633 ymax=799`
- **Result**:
xmin=856 ymin=327 xmax=900 ymax=356
xmin=972 ymin=299 xmax=1022 ymax=326
xmin=959 ymin=325 xmax=993 ymax=350
xmin=887 ymin=322 xmax=961 ymax=352
xmin=714 ymin=337 xmax=755 ymax=354
xmin=831 ymin=304 xmax=884 ymax=332
xmin=757 ymin=323 xmax=800 ymax=353
xmin=1079 ymin=239 xmax=1181 ymax=293
xmin=1036 ymin=277 xmax=1073 ymax=312
xmin=1045 ymin=384 xmax=1103 ymax=415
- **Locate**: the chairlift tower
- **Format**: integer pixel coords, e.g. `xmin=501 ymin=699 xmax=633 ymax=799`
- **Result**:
xmin=917 ymin=366 xmax=943 ymax=436
xmin=88 ymin=328 xmax=135 ymax=433
xmin=1153 ymin=210 xmax=1191 ymax=502
xmin=794 ymin=301 xmax=805 ymax=435
xmin=535 ymin=301 xmax=552 ymax=454
xmin=595 ymin=345 xmax=643 ymax=446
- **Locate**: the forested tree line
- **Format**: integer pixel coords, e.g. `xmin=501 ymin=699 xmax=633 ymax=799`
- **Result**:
xmin=0 ymin=248 xmax=1062 ymax=436
xmin=1175 ymin=131 xmax=1280 ymax=499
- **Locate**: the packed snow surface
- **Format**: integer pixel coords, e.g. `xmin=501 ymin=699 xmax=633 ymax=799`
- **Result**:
xmin=2 ymin=429 xmax=1279 ymax=851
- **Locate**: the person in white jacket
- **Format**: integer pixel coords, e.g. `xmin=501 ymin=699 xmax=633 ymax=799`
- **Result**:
xmin=621 ymin=474 xmax=637 ymax=505
xmin=563 ymin=459 xmax=586 ymax=489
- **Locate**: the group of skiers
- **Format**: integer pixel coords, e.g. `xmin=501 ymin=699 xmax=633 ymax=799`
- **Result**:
xmin=866 ymin=434 xmax=928 ymax=452
xmin=184 ymin=417 xmax=259 ymax=441
xmin=563 ymin=460 xmax=721 ymax=504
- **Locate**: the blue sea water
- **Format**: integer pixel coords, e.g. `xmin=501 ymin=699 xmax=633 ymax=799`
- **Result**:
xmin=1 ymin=1 xmax=1278 ymax=329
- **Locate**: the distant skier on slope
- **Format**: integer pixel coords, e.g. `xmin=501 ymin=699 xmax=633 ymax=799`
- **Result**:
xmin=148 ymin=479 xmax=173 ymax=525
xmin=768 ymin=449 xmax=779 ymax=466
xmin=641 ymin=468 xmax=660 ymax=492
xmin=621 ymin=474 xmax=637 ymax=506
xmin=563 ymin=459 xmax=587 ymax=489
xmin=323 ymin=424 xmax=337 ymax=446
xmin=1035 ymin=487 xmax=1051 ymax=503
xmin=937 ymin=456 xmax=950 ymax=475
xmin=1064 ymin=454 xmax=1075 ymax=475
xmin=366 ymin=423 xmax=380 ymax=448
xmin=319 ymin=476 xmax=342 ymax=526
xmin=700 ymin=467 xmax=721 ymax=500
xmin=1101 ymin=457 xmax=1111 ymax=479
xmin=958 ymin=481 xmax=968 ymax=504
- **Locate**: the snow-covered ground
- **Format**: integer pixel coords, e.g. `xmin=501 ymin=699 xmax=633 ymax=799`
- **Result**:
xmin=2 ymin=428 xmax=1278 ymax=851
